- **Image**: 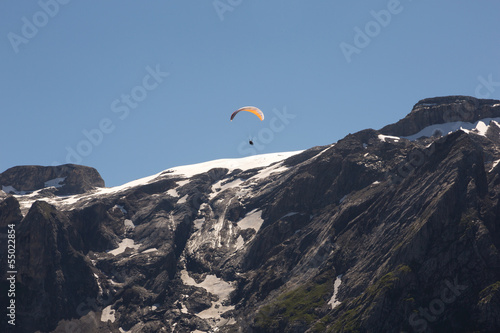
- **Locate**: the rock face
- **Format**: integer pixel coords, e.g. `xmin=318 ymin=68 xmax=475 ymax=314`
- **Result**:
xmin=1 ymin=96 xmax=500 ymax=332
xmin=15 ymin=201 xmax=98 ymax=332
xmin=380 ymin=95 xmax=500 ymax=137
xmin=0 ymin=164 xmax=105 ymax=195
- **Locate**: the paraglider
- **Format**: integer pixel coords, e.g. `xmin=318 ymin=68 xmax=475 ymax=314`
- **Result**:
xmin=230 ymin=106 xmax=264 ymax=121
xmin=230 ymin=106 xmax=263 ymax=146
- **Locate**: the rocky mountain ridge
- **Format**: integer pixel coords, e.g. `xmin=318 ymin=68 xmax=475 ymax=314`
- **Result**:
xmin=379 ymin=95 xmax=500 ymax=137
xmin=0 ymin=164 xmax=105 ymax=196
xmin=1 ymin=96 xmax=500 ymax=332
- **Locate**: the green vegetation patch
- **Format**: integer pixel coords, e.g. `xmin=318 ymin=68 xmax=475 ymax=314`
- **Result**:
xmin=254 ymin=272 xmax=335 ymax=331
xmin=362 ymin=264 xmax=410 ymax=301
xmin=330 ymin=305 xmax=363 ymax=333
xmin=330 ymin=265 xmax=411 ymax=333
xmin=479 ymin=281 xmax=500 ymax=304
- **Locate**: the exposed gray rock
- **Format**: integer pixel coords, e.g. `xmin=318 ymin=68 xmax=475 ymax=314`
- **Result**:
xmin=0 ymin=164 xmax=104 ymax=195
xmin=380 ymin=95 xmax=500 ymax=137
xmin=13 ymin=201 xmax=98 ymax=332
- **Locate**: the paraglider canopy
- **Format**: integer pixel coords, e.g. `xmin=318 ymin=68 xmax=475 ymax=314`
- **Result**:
xmin=230 ymin=106 xmax=264 ymax=121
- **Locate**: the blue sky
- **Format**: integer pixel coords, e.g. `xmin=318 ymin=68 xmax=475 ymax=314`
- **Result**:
xmin=1 ymin=1 xmax=500 ymax=186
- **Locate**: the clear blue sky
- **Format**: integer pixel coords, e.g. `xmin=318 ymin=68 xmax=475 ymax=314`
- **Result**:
xmin=1 ymin=1 xmax=500 ymax=186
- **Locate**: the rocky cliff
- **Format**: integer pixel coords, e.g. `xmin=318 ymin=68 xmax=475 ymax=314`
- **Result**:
xmin=0 ymin=164 xmax=105 ymax=195
xmin=380 ymin=95 xmax=500 ymax=137
xmin=1 ymin=96 xmax=500 ymax=332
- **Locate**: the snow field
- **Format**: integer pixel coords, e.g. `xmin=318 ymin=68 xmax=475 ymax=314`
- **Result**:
xmin=180 ymin=270 xmax=236 ymax=321
xmin=402 ymin=118 xmax=500 ymax=141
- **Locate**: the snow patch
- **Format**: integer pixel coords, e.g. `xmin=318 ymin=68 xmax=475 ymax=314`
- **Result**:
xmin=328 ymin=275 xmax=343 ymax=309
xmin=108 ymin=238 xmax=141 ymax=256
xmin=312 ymin=144 xmax=335 ymax=160
xmin=114 ymin=204 xmax=127 ymax=214
xmin=234 ymin=235 xmax=245 ymax=250
xmin=402 ymin=117 xmax=500 ymax=141
xmin=238 ymin=209 xmax=263 ymax=232
xmin=491 ymin=159 xmax=500 ymax=172
xmin=193 ymin=218 xmax=205 ymax=231
xmin=378 ymin=134 xmax=400 ymax=142
xmin=44 ymin=177 xmax=65 ymax=188
xmin=167 ymin=188 xmax=179 ymax=197
xmin=2 ymin=186 xmax=28 ymax=195
xmin=475 ymin=121 xmax=488 ymax=136
xmin=178 ymin=194 xmax=188 ymax=204
xmin=180 ymin=270 xmax=235 ymax=321
xmin=166 ymin=151 xmax=302 ymax=179
xmin=251 ymin=163 xmax=289 ymax=181
xmin=209 ymin=178 xmax=244 ymax=199
xmin=94 ymin=171 xmax=165 ymax=196
xmin=176 ymin=180 xmax=190 ymax=187
xmin=180 ymin=302 xmax=189 ymax=314
xmin=101 ymin=305 xmax=116 ymax=323
xmin=124 ymin=219 xmax=135 ymax=230
xmin=94 ymin=273 xmax=103 ymax=296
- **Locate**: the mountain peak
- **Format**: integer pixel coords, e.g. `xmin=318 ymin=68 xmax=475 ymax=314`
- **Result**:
xmin=411 ymin=95 xmax=497 ymax=111
xmin=380 ymin=95 xmax=500 ymax=137
xmin=0 ymin=164 xmax=104 ymax=195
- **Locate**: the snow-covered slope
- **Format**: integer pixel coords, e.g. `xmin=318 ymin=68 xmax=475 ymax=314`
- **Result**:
xmin=402 ymin=117 xmax=500 ymax=140
xmin=13 ymin=151 xmax=303 ymax=215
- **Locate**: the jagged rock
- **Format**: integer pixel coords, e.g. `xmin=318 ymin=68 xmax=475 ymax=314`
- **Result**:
xmin=0 ymin=196 xmax=22 ymax=228
xmin=13 ymin=201 xmax=98 ymax=332
xmin=380 ymin=95 xmax=500 ymax=137
xmin=3 ymin=96 xmax=500 ymax=332
xmin=0 ymin=196 xmax=24 ymax=318
xmin=0 ymin=164 xmax=104 ymax=195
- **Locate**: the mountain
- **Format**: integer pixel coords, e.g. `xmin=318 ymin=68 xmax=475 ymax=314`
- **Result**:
xmin=0 ymin=164 xmax=105 ymax=196
xmin=1 ymin=96 xmax=500 ymax=333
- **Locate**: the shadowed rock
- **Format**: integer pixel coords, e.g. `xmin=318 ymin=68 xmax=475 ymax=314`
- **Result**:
xmin=0 ymin=164 xmax=104 ymax=195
